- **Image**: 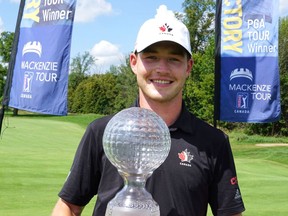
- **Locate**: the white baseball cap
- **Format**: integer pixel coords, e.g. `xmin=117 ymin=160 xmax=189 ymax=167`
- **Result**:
xmin=134 ymin=5 xmax=192 ymax=55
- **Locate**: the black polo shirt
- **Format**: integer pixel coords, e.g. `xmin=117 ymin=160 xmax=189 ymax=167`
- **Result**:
xmin=59 ymin=102 xmax=245 ymax=216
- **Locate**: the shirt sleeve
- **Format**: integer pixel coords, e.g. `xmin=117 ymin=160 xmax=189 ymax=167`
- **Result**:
xmin=209 ymin=134 xmax=245 ymax=215
xmin=58 ymin=122 xmax=102 ymax=206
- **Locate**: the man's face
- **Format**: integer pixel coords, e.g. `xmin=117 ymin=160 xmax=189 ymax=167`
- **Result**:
xmin=130 ymin=41 xmax=193 ymax=103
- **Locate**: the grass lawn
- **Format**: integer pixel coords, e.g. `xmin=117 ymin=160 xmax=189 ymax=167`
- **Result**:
xmin=235 ymin=159 xmax=288 ymax=215
xmin=0 ymin=114 xmax=97 ymax=215
xmin=0 ymin=114 xmax=288 ymax=215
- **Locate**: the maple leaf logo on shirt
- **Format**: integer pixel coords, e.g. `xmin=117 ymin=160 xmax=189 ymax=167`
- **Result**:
xmin=178 ymin=149 xmax=194 ymax=163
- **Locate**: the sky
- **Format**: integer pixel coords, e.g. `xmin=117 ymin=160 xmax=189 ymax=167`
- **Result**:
xmin=0 ymin=0 xmax=288 ymax=73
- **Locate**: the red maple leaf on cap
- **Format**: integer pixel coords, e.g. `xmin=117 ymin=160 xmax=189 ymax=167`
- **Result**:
xmin=159 ymin=25 xmax=166 ymax=32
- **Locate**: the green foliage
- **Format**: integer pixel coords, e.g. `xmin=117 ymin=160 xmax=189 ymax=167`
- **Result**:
xmin=277 ymin=17 xmax=288 ymax=135
xmin=70 ymin=78 xmax=88 ymax=113
xmin=0 ymin=64 xmax=7 ymax=97
xmin=0 ymin=31 xmax=14 ymax=63
xmin=182 ymin=0 xmax=215 ymax=53
xmin=184 ymin=38 xmax=215 ymax=124
xmin=68 ymin=55 xmax=137 ymax=115
xmin=0 ymin=31 xmax=14 ymax=98
xmin=111 ymin=57 xmax=138 ymax=111
xmin=68 ymin=52 xmax=96 ymax=112
xmin=67 ymin=72 xmax=88 ymax=111
xmin=70 ymin=51 xmax=96 ymax=75
xmin=70 ymin=73 xmax=118 ymax=115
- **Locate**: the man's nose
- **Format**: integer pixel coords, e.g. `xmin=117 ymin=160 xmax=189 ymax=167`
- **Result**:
xmin=155 ymin=58 xmax=170 ymax=73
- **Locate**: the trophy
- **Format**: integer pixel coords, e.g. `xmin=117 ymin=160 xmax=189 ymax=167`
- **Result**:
xmin=103 ymin=107 xmax=171 ymax=216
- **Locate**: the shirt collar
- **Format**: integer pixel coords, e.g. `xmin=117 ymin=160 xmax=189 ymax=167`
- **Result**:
xmin=132 ymin=98 xmax=195 ymax=135
xmin=169 ymin=102 xmax=195 ymax=134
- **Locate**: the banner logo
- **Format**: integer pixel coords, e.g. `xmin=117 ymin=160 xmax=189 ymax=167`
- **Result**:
xmin=230 ymin=68 xmax=253 ymax=81
xmin=236 ymin=93 xmax=249 ymax=110
xmin=23 ymin=72 xmax=33 ymax=93
xmin=22 ymin=41 xmax=42 ymax=57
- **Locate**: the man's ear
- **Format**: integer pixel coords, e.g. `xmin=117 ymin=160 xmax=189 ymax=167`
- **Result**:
xmin=130 ymin=53 xmax=137 ymax=74
xmin=186 ymin=58 xmax=193 ymax=77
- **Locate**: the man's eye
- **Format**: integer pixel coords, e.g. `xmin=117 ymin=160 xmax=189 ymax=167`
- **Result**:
xmin=169 ymin=58 xmax=180 ymax=62
xmin=146 ymin=56 xmax=157 ymax=60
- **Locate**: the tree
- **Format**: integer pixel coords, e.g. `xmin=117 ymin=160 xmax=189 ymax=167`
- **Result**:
xmin=68 ymin=51 xmax=96 ymax=91
xmin=0 ymin=64 xmax=6 ymax=99
xmin=111 ymin=56 xmax=138 ymax=112
xmin=181 ymin=0 xmax=215 ymax=53
xmin=278 ymin=17 xmax=288 ymax=134
xmin=184 ymin=37 xmax=215 ymax=124
xmin=0 ymin=31 xmax=14 ymax=98
xmin=70 ymin=51 xmax=96 ymax=75
xmin=68 ymin=54 xmax=138 ymax=115
xmin=0 ymin=31 xmax=14 ymax=63
xmin=180 ymin=0 xmax=216 ymax=123
xmin=68 ymin=52 xmax=96 ymax=112
xmin=70 ymin=73 xmax=118 ymax=114
xmin=269 ymin=16 xmax=288 ymax=136
xmin=68 ymin=51 xmax=96 ymax=94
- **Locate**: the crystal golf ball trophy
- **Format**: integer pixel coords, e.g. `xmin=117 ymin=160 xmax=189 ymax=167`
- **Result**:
xmin=103 ymin=107 xmax=171 ymax=216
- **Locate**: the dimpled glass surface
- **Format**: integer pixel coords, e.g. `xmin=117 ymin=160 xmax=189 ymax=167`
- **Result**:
xmin=103 ymin=107 xmax=171 ymax=175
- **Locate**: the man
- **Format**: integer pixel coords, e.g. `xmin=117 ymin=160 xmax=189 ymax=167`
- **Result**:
xmin=52 ymin=5 xmax=245 ymax=216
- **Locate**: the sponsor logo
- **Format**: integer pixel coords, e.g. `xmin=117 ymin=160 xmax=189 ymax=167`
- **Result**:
xmin=230 ymin=176 xmax=238 ymax=185
xmin=22 ymin=41 xmax=42 ymax=57
xmin=21 ymin=71 xmax=34 ymax=99
xmin=230 ymin=67 xmax=252 ymax=113
xmin=236 ymin=92 xmax=249 ymax=109
xmin=23 ymin=72 xmax=34 ymax=93
xmin=234 ymin=188 xmax=242 ymax=200
xmin=230 ymin=68 xmax=253 ymax=81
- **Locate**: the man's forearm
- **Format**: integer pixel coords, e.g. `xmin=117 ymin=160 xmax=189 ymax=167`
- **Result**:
xmin=51 ymin=198 xmax=83 ymax=216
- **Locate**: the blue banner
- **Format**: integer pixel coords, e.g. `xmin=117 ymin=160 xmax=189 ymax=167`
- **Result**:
xmin=8 ymin=0 xmax=76 ymax=115
xmin=216 ymin=0 xmax=281 ymax=122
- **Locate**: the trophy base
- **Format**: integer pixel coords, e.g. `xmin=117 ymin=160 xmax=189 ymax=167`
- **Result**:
xmin=105 ymin=178 xmax=160 ymax=216
xmin=105 ymin=206 xmax=159 ymax=216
